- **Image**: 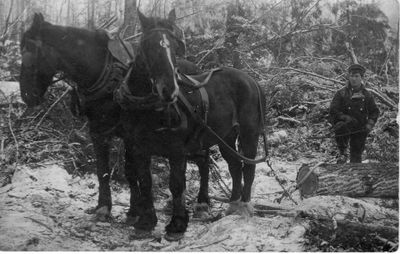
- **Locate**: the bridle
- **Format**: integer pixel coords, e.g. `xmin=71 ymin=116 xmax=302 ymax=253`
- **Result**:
xmin=137 ymin=27 xmax=184 ymax=103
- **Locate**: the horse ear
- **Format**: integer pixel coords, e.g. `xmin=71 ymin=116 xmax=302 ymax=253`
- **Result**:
xmin=32 ymin=13 xmax=45 ymax=28
xmin=137 ymin=9 xmax=151 ymax=31
xmin=168 ymin=9 xmax=176 ymax=23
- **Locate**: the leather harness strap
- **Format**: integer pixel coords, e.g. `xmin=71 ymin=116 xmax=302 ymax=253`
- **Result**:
xmin=178 ymin=68 xmax=221 ymax=88
xmin=199 ymin=87 xmax=209 ymax=125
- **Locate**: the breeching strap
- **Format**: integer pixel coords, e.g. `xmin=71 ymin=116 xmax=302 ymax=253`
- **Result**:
xmin=178 ymin=81 xmax=269 ymax=165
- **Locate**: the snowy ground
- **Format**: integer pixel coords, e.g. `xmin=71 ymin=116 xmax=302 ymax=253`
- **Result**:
xmin=1 ymin=154 xmax=395 ymax=251
xmin=0 ymin=156 xmax=311 ymax=251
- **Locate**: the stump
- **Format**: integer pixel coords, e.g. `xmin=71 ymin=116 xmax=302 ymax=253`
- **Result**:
xmin=297 ymin=163 xmax=399 ymax=198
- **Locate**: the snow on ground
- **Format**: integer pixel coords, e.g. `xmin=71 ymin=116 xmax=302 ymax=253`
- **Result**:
xmin=0 ymin=159 xmax=310 ymax=251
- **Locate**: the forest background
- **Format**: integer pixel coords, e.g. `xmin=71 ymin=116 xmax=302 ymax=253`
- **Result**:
xmin=0 ymin=0 xmax=398 ymax=251
xmin=0 ymin=0 xmax=398 ymax=183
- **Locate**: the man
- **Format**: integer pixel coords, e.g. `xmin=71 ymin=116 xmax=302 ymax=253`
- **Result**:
xmin=329 ymin=63 xmax=380 ymax=163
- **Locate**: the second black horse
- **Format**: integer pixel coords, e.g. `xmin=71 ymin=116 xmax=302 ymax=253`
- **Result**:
xmin=115 ymin=9 xmax=267 ymax=240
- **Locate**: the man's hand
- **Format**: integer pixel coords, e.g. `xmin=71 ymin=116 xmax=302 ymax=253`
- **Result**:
xmin=334 ymin=121 xmax=346 ymax=132
xmin=365 ymin=120 xmax=375 ymax=133
xmin=341 ymin=114 xmax=358 ymax=125
xmin=365 ymin=123 xmax=373 ymax=133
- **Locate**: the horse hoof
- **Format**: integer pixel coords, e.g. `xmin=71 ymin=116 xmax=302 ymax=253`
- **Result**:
xmin=225 ymin=201 xmax=254 ymax=217
xmin=129 ymin=229 xmax=153 ymax=240
xmin=164 ymin=232 xmax=184 ymax=241
xmin=85 ymin=206 xmax=97 ymax=214
xmin=193 ymin=203 xmax=211 ymax=220
xmin=95 ymin=206 xmax=111 ymax=221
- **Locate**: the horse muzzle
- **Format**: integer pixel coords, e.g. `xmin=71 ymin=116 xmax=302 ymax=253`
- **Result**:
xmin=155 ymin=79 xmax=179 ymax=103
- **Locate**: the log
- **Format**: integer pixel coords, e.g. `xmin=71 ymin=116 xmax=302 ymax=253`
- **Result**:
xmin=298 ymin=196 xmax=399 ymax=245
xmin=296 ymin=163 xmax=399 ymax=198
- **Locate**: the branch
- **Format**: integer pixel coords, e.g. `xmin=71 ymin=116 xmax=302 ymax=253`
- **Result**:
xmin=1 ymin=0 xmax=14 ymax=42
xmin=276 ymin=67 xmax=345 ymax=85
xmin=276 ymin=116 xmax=301 ymax=125
xmin=345 ymin=42 xmax=358 ymax=64
xmin=366 ymin=88 xmax=398 ymax=110
xmin=196 ymin=38 xmax=224 ymax=66
xmin=35 ymin=87 xmax=72 ymax=129
xmin=251 ymin=24 xmax=342 ymax=51
xmin=8 ymin=103 xmax=19 ymax=165
xmin=301 ymin=78 xmax=337 ymax=92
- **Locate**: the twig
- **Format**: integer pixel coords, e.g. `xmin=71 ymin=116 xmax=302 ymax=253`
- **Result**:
xmin=8 ymin=103 xmax=19 ymax=164
xmin=302 ymin=99 xmax=331 ymax=105
xmin=301 ymin=78 xmax=337 ymax=92
xmin=24 ymin=217 xmax=54 ymax=232
xmin=242 ymin=58 xmax=270 ymax=80
xmin=196 ymin=38 xmax=224 ymax=66
xmin=35 ymin=87 xmax=72 ymax=130
xmin=282 ymin=67 xmax=345 ymax=85
xmin=266 ymin=160 xmax=298 ymax=205
xmin=176 ymin=10 xmax=202 ymax=21
xmin=254 ymin=209 xmax=297 ymax=217
xmin=276 ymin=116 xmax=301 ymax=125
xmin=188 ymin=235 xmax=231 ymax=250
xmin=209 ymin=156 xmax=231 ymax=198
xmin=366 ymin=87 xmax=397 ymax=110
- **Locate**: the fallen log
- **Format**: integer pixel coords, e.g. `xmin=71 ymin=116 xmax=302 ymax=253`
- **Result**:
xmin=298 ymin=196 xmax=399 ymax=245
xmin=296 ymin=163 xmax=399 ymax=199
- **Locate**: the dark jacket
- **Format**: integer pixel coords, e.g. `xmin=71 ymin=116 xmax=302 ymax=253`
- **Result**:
xmin=329 ymin=82 xmax=380 ymax=129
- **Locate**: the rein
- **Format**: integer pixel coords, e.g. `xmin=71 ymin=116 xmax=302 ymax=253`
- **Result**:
xmin=116 ymin=27 xmax=269 ymax=164
xmin=114 ymin=27 xmax=183 ymax=111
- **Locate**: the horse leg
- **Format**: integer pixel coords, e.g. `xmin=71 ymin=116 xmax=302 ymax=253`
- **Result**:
xmin=123 ymin=140 xmax=140 ymax=225
xmin=90 ymin=133 xmax=112 ymax=221
xmin=218 ymin=132 xmax=243 ymax=203
xmin=235 ymin=125 xmax=259 ymax=216
xmin=165 ymin=155 xmax=189 ymax=241
xmin=192 ymin=149 xmax=211 ymax=219
xmin=131 ymin=153 xmax=157 ymax=236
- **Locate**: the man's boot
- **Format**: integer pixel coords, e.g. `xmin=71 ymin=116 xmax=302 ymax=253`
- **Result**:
xmin=337 ymin=150 xmax=348 ymax=164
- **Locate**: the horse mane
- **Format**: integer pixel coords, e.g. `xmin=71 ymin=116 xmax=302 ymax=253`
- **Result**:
xmin=22 ymin=21 xmax=109 ymax=49
xmin=49 ymin=25 xmax=110 ymax=47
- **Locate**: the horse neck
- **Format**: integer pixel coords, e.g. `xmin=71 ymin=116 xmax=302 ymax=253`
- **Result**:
xmin=43 ymin=26 xmax=107 ymax=89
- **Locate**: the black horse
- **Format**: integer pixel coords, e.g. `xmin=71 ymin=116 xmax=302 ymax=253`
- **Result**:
xmin=18 ymin=13 xmax=207 ymax=223
xmin=115 ymin=10 xmax=266 ymax=240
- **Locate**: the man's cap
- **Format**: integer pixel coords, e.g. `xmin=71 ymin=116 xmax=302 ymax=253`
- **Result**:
xmin=348 ymin=63 xmax=366 ymax=75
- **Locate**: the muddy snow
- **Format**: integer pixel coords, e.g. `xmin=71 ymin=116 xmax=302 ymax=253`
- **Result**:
xmin=0 ymin=156 xmax=394 ymax=251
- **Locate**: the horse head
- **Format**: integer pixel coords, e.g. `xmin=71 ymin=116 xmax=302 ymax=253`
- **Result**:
xmin=137 ymin=9 xmax=185 ymax=103
xmin=20 ymin=13 xmax=60 ymax=107
xmin=20 ymin=13 xmax=109 ymax=107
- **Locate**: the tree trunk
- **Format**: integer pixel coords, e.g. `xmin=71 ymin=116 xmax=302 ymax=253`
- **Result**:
xmin=87 ymin=0 xmax=96 ymax=29
xmin=122 ymin=0 xmax=137 ymax=38
xmin=66 ymin=0 xmax=71 ymax=25
xmin=224 ymin=1 xmax=244 ymax=69
xmin=297 ymin=163 xmax=399 ymax=198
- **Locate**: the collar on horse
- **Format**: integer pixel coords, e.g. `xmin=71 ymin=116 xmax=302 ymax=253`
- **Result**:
xmin=78 ymin=51 xmax=127 ymax=103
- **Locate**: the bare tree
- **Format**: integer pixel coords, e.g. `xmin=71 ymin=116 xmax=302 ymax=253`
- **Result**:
xmin=66 ymin=0 xmax=71 ymax=25
xmin=225 ymin=0 xmax=245 ymax=69
xmin=87 ymin=0 xmax=96 ymax=29
xmin=122 ymin=0 xmax=137 ymax=37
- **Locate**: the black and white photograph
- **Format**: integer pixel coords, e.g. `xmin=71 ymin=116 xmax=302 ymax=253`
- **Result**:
xmin=0 ymin=0 xmax=398 ymax=251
